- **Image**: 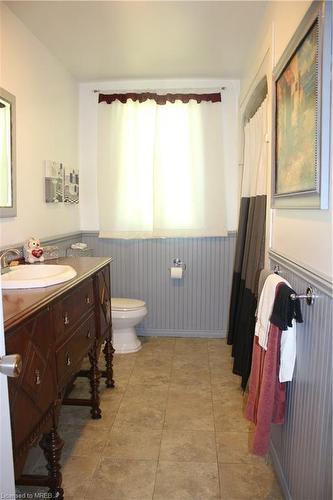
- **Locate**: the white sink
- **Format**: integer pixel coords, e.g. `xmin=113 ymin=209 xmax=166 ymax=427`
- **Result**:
xmin=1 ymin=264 xmax=77 ymax=289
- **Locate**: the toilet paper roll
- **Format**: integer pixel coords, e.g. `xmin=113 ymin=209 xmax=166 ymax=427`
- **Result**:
xmin=170 ymin=267 xmax=183 ymax=279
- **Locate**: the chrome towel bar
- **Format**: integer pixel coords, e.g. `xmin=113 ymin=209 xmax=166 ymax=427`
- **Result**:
xmin=290 ymin=286 xmax=317 ymax=306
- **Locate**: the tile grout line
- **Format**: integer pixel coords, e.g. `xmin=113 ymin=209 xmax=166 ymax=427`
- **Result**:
xmin=151 ymin=337 xmax=176 ymax=499
xmin=82 ymin=450 xmax=105 ymax=500
xmin=208 ymin=340 xmax=223 ymax=500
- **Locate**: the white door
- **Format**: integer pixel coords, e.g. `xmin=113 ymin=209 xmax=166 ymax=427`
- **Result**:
xmin=0 ymin=289 xmax=15 ymax=496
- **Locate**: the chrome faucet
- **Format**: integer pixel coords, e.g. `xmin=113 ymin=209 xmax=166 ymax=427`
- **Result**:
xmin=0 ymin=248 xmax=21 ymax=274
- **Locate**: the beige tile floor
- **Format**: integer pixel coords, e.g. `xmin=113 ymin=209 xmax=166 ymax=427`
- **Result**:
xmin=18 ymin=337 xmax=283 ymax=500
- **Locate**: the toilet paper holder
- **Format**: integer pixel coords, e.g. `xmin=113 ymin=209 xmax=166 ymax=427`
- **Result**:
xmin=169 ymin=258 xmax=186 ymax=272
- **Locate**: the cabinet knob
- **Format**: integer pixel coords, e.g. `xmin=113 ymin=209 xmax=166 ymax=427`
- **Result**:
xmin=66 ymin=353 xmax=71 ymax=366
xmin=35 ymin=369 xmax=41 ymax=385
xmin=0 ymin=354 xmax=22 ymax=378
xmin=64 ymin=313 xmax=70 ymax=326
xmin=85 ymin=296 xmax=91 ymax=305
xmin=86 ymin=329 xmax=92 ymax=339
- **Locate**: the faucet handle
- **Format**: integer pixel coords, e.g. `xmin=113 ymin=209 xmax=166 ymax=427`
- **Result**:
xmin=0 ymin=248 xmax=21 ymax=270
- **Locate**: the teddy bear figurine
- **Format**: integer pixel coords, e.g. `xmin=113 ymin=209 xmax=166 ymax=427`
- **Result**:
xmin=23 ymin=237 xmax=45 ymax=264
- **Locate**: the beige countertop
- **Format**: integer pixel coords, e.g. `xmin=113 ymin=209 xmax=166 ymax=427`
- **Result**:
xmin=2 ymin=256 xmax=112 ymax=331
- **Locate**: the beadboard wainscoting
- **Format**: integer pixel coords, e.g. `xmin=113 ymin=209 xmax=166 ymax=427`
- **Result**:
xmin=82 ymin=232 xmax=237 ymax=338
xmin=269 ymin=251 xmax=332 ymax=500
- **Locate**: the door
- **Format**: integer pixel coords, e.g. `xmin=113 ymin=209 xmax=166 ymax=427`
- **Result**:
xmin=0 ymin=289 xmax=15 ymax=496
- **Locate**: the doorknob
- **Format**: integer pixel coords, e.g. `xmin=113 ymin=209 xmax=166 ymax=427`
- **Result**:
xmin=0 ymin=354 xmax=22 ymax=377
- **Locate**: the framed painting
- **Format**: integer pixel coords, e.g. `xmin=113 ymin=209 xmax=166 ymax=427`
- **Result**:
xmin=272 ymin=1 xmax=332 ymax=209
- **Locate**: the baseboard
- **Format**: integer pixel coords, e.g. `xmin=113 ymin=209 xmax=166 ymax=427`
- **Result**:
xmin=269 ymin=440 xmax=292 ymax=500
xmin=137 ymin=328 xmax=227 ymax=338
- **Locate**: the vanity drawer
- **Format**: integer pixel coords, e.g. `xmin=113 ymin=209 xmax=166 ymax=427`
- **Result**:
xmin=53 ymin=278 xmax=94 ymax=340
xmin=56 ymin=313 xmax=95 ymax=388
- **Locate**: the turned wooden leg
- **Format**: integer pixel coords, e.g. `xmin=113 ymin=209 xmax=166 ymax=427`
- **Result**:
xmin=103 ymin=333 xmax=115 ymax=388
xmin=39 ymin=427 xmax=64 ymax=499
xmin=88 ymin=346 xmax=102 ymax=419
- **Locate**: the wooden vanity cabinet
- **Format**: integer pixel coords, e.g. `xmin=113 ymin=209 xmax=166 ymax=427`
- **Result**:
xmin=3 ymin=258 xmax=114 ymax=499
xmin=5 ymin=306 xmax=58 ymax=477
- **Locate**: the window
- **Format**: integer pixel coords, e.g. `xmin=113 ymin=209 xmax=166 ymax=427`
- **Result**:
xmin=97 ymin=93 xmax=227 ymax=238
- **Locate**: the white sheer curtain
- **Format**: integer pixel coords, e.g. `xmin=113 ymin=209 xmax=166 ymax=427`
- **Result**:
xmin=241 ymin=97 xmax=268 ymax=198
xmin=97 ymin=98 xmax=227 ymax=238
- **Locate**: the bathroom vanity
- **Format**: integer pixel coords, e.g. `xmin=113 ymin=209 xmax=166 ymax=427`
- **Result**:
xmin=2 ymin=257 xmax=114 ymax=499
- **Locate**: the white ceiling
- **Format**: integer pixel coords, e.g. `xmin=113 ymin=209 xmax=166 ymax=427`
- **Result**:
xmin=6 ymin=1 xmax=269 ymax=81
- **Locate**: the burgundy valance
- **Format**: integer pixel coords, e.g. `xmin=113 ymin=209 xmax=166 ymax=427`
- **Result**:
xmin=98 ymin=92 xmax=221 ymax=105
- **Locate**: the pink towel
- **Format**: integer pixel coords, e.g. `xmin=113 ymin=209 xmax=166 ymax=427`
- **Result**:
xmin=246 ymin=323 xmax=285 ymax=455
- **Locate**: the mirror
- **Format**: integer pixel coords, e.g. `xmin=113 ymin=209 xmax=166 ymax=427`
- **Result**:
xmin=0 ymin=87 xmax=16 ymax=217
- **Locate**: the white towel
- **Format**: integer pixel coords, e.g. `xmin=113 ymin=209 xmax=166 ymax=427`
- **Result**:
xmin=279 ymin=321 xmax=297 ymax=382
xmin=255 ymin=272 xmax=297 ymax=382
xmin=255 ymin=273 xmax=288 ymax=350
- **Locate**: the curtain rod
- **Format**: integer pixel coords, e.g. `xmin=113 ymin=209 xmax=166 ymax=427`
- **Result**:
xmin=239 ymin=47 xmax=270 ymax=109
xmin=93 ymin=87 xmax=226 ymax=93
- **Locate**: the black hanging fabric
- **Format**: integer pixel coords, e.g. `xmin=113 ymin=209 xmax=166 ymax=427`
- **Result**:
xmin=227 ymin=93 xmax=268 ymax=390
xmin=227 ymin=195 xmax=267 ymax=389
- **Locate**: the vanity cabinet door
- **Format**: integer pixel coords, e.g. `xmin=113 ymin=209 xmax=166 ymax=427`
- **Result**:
xmin=6 ymin=307 xmax=57 ymax=452
xmin=56 ymin=313 xmax=95 ymax=389
xmin=53 ymin=278 xmax=94 ymax=341
xmin=95 ymin=265 xmax=112 ymax=338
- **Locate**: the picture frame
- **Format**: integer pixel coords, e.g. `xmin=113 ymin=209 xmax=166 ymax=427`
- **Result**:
xmin=272 ymin=1 xmax=332 ymax=209
xmin=64 ymin=167 xmax=79 ymax=204
xmin=44 ymin=160 xmax=64 ymax=203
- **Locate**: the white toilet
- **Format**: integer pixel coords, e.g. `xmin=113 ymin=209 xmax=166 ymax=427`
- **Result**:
xmin=111 ymin=298 xmax=147 ymax=353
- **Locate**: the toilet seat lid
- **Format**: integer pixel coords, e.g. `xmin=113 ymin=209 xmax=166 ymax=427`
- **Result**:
xmin=111 ymin=298 xmax=146 ymax=311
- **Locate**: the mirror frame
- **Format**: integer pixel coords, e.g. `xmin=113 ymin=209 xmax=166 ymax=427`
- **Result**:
xmin=0 ymin=87 xmax=17 ymax=217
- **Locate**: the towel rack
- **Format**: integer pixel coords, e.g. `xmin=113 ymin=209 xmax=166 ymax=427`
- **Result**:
xmin=272 ymin=265 xmax=318 ymax=306
xmin=290 ymin=286 xmax=317 ymax=306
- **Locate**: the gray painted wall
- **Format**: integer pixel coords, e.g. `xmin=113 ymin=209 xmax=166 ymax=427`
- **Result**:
xmin=82 ymin=232 xmax=237 ymax=337
xmin=269 ymin=251 xmax=332 ymax=500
